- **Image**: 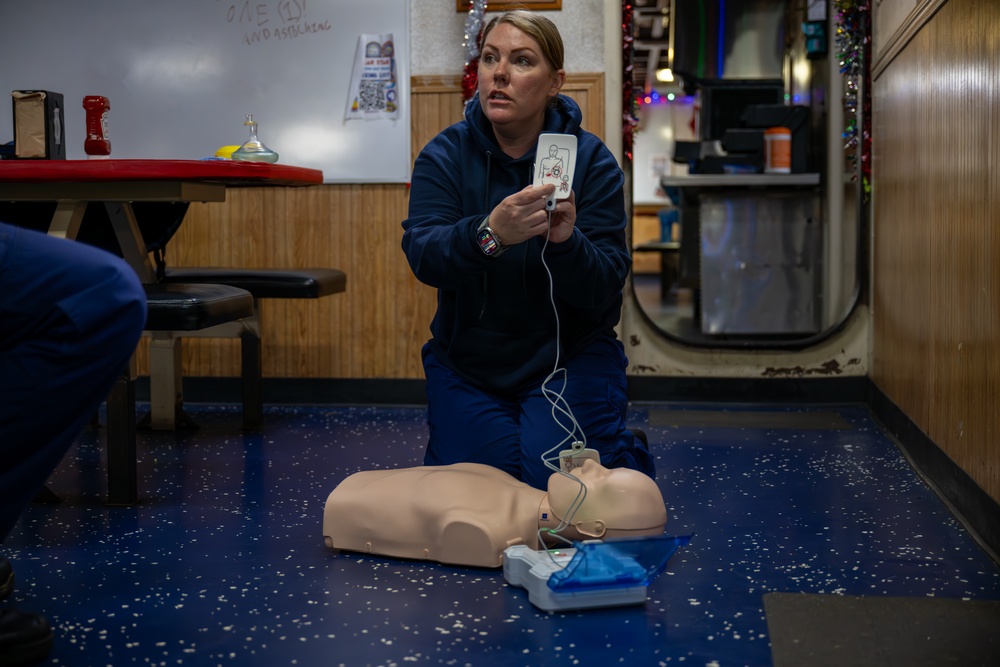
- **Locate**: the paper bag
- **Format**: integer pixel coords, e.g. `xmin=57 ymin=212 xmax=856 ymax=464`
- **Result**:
xmin=12 ymin=90 xmax=66 ymax=159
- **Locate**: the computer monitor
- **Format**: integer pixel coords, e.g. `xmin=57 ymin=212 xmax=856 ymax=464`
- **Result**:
xmin=698 ymin=79 xmax=785 ymax=141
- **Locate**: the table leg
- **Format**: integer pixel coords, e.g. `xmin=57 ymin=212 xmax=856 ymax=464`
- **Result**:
xmin=147 ymin=333 xmax=184 ymax=430
xmin=658 ymin=261 xmax=669 ymax=301
xmin=48 ymin=201 xmax=87 ymax=239
xmin=103 ymin=202 xmax=157 ymax=283
xmin=106 ymin=355 xmax=139 ymax=506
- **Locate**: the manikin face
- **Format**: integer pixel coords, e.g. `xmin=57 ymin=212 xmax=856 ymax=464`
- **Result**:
xmin=547 ymin=459 xmax=667 ymax=536
xmin=477 ymin=22 xmax=565 ymax=139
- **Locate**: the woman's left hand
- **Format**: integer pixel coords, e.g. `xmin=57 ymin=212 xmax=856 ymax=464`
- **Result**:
xmin=546 ymin=190 xmax=576 ymax=244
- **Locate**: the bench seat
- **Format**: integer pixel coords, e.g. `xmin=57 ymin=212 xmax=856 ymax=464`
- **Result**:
xmin=154 ymin=267 xmax=347 ymax=430
xmin=106 ymin=282 xmax=254 ymax=505
xmin=144 ymin=283 xmax=257 ymax=330
xmin=162 ymin=267 xmax=346 ymax=299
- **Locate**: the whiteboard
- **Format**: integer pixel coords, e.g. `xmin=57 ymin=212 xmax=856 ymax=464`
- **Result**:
xmin=0 ymin=0 xmax=410 ymax=183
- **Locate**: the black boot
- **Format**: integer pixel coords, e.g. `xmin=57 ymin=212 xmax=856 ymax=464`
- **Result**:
xmin=0 ymin=608 xmax=53 ymax=666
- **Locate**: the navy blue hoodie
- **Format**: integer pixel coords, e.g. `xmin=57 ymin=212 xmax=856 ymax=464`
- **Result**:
xmin=401 ymin=93 xmax=630 ymax=394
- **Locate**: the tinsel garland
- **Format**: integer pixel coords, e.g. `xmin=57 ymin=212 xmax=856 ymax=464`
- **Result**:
xmin=622 ymin=2 xmax=638 ymax=162
xmin=461 ymin=0 xmax=488 ymax=102
xmin=836 ymin=0 xmax=871 ymax=199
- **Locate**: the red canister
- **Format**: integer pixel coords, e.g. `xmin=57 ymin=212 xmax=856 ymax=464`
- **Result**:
xmin=83 ymin=95 xmax=111 ymax=157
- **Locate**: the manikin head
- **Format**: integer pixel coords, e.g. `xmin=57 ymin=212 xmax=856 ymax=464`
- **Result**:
xmin=545 ymin=459 xmax=667 ymax=539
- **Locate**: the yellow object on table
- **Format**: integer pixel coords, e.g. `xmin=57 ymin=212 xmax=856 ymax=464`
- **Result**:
xmin=214 ymin=145 xmax=241 ymax=159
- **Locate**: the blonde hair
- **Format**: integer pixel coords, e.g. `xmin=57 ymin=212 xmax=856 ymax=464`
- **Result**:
xmin=480 ymin=10 xmax=565 ymax=72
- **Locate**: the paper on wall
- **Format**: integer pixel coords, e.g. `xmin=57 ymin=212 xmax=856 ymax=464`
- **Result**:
xmin=345 ymin=33 xmax=399 ymax=121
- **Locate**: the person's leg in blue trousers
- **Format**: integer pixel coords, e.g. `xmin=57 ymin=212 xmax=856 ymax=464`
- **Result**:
xmin=422 ymin=336 xmax=655 ymax=490
xmin=0 ymin=222 xmax=147 ymax=541
xmin=422 ymin=343 xmax=523 ymax=479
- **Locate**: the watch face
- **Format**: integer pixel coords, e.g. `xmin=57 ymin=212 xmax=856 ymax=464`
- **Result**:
xmin=477 ymin=229 xmax=500 ymax=255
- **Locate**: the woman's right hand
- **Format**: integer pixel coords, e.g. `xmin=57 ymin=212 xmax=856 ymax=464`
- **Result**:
xmin=487 ymin=184 xmax=557 ymax=246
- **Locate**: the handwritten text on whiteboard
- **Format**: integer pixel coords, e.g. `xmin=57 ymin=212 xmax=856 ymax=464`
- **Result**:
xmin=224 ymin=1 xmax=332 ymax=46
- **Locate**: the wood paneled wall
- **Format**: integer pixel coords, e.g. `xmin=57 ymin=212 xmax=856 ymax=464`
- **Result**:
xmin=632 ymin=205 xmax=665 ymax=274
xmin=154 ymin=184 xmax=430 ymax=380
xmin=141 ymin=74 xmax=604 ymax=380
xmin=872 ymin=0 xmax=999 ymax=503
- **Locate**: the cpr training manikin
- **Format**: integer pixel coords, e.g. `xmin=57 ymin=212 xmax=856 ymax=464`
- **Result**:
xmin=322 ymin=459 xmax=667 ymax=568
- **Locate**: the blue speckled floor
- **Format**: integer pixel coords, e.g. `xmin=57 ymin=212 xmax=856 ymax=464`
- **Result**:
xmin=3 ymin=403 xmax=998 ymax=666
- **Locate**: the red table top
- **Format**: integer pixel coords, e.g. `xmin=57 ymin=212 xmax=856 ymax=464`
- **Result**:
xmin=0 ymin=159 xmax=323 ymax=187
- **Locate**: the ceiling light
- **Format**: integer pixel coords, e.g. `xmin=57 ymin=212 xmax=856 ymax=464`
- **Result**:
xmin=656 ymin=68 xmax=674 ymax=82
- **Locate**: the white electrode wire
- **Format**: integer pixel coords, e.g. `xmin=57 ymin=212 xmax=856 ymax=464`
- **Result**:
xmin=537 ymin=526 xmax=574 ymax=552
xmin=536 ymin=206 xmax=588 ymax=542
xmin=538 ymin=209 xmax=585 ymax=458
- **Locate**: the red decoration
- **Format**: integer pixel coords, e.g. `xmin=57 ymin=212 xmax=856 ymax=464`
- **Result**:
xmin=461 ymin=0 xmax=488 ymax=103
xmin=462 ymin=60 xmax=479 ymax=102
xmin=622 ymin=2 xmax=638 ymax=162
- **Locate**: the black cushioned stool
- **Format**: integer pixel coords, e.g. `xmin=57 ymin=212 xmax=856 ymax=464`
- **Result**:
xmin=159 ymin=267 xmax=347 ymax=429
xmin=105 ymin=283 xmax=255 ymax=505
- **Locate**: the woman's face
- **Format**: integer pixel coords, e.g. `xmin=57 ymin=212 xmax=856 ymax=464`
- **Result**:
xmin=477 ymin=22 xmax=564 ymax=137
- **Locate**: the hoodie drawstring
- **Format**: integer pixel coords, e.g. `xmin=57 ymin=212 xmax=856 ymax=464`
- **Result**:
xmin=479 ymin=151 xmax=493 ymax=319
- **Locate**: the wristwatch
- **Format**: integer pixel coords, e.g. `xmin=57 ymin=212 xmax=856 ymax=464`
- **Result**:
xmin=476 ymin=217 xmax=507 ymax=257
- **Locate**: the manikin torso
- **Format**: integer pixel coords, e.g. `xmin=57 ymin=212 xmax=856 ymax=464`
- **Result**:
xmin=323 ymin=463 xmax=548 ymax=568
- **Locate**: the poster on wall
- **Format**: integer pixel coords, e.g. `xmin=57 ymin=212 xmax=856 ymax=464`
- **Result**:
xmin=345 ymin=33 xmax=400 ymax=120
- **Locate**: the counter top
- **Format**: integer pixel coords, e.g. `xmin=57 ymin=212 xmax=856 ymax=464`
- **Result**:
xmin=661 ymin=173 xmax=820 ymax=188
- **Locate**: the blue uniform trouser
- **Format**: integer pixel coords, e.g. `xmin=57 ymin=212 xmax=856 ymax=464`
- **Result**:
xmin=0 ymin=222 xmax=146 ymax=541
xmin=422 ymin=335 xmax=656 ymax=490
